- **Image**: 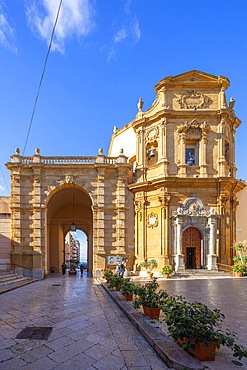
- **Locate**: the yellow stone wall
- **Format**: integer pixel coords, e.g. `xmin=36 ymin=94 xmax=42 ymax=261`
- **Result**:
xmin=3 ymin=70 xmax=246 ymax=277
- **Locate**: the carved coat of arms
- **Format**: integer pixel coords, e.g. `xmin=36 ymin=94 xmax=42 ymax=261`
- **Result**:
xmin=176 ymin=90 xmax=212 ymax=109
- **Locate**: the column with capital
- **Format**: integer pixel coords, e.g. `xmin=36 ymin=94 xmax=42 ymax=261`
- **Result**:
xmin=207 ymin=212 xmax=218 ymax=270
xmin=174 ymin=217 xmax=185 ymax=271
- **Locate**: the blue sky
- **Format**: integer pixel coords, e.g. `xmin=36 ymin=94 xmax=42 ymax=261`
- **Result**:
xmin=1 ymin=0 xmax=247 ymax=197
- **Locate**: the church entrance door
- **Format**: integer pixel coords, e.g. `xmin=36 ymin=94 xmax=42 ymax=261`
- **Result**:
xmin=182 ymin=227 xmax=202 ymax=269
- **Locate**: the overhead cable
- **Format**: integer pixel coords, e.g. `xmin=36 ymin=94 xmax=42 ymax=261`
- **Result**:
xmin=22 ymin=0 xmax=63 ymax=156
xmin=0 ymin=164 xmax=10 ymax=195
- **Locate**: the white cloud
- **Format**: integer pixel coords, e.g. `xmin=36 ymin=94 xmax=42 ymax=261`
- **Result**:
xmin=26 ymin=0 xmax=95 ymax=53
xmin=114 ymin=27 xmax=127 ymax=44
xmin=113 ymin=19 xmax=140 ymax=46
xmin=131 ymin=17 xmax=140 ymax=43
xmin=0 ymin=184 xmax=5 ymax=191
xmin=0 ymin=5 xmax=18 ymax=53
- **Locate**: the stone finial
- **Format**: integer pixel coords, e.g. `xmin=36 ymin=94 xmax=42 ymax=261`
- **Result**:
xmin=229 ymin=97 xmax=235 ymax=110
xmin=15 ymin=148 xmax=20 ymax=155
xmin=113 ymin=125 xmax=118 ymax=133
xmin=35 ymin=148 xmax=40 ymax=155
xmin=137 ymin=97 xmax=144 ymax=112
xmin=98 ymin=148 xmax=104 ymax=155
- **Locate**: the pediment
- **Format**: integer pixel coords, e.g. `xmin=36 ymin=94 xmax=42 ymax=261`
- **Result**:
xmin=172 ymin=70 xmax=219 ymax=83
xmin=155 ymin=70 xmax=229 ymax=93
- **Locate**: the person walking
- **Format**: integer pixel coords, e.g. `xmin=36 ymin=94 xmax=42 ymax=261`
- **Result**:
xmin=118 ymin=262 xmax=125 ymax=277
xmin=61 ymin=263 xmax=66 ymax=276
xmin=80 ymin=263 xmax=84 ymax=275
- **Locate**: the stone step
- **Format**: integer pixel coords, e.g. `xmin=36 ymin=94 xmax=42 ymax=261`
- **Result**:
xmin=0 ymin=271 xmax=38 ymax=294
xmin=173 ymin=269 xmax=232 ymax=278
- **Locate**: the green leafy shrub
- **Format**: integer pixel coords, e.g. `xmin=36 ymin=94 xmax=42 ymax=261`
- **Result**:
xmin=133 ymin=278 xmax=168 ymax=309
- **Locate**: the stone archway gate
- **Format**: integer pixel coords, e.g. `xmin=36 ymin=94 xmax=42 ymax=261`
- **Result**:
xmin=6 ymin=148 xmax=133 ymax=279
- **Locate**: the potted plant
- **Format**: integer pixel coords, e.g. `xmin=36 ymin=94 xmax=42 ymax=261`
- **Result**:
xmin=161 ymin=265 xmax=173 ymax=278
xmin=69 ymin=264 xmax=77 ymax=275
xmin=108 ymin=273 xmax=123 ymax=290
xmin=102 ymin=268 xmax=114 ymax=282
xmin=140 ymin=259 xmax=158 ymax=278
xmin=119 ymin=278 xmax=136 ymax=301
xmin=133 ymin=278 xmax=168 ymax=319
xmin=232 ymin=242 xmax=247 ymax=276
xmin=162 ymin=294 xmax=247 ymax=361
xmin=232 ymin=262 xmax=246 ymax=277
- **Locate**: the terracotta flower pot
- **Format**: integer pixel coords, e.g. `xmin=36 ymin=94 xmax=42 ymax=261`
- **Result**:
xmin=163 ymin=274 xmax=170 ymax=278
xmin=234 ymin=271 xmax=243 ymax=277
xmin=177 ymin=338 xmax=218 ymax=361
xmin=143 ymin=306 xmax=160 ymax=319
xmin=148 ymin=273 xmax=154 ymax=279
xmin=124 ymin=293 xmax=133 ymax=301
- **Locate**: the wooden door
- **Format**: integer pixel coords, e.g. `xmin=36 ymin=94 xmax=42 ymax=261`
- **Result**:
xmin=182 ymin=227 xmax=201 ymax=269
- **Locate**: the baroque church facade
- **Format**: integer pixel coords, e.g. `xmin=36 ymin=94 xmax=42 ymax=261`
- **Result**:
xmin=5 ymin=70 xmax=245 ymax=278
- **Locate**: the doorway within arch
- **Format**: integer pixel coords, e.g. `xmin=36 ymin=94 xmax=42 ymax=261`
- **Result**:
xmin=182 ymin=227 xmax=202 ymax=269
xmin=46 ymin=187 xmax=93 ymax=274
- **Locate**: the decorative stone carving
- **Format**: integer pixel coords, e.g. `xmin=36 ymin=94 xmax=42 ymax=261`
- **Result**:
xmin=147 ymin=212 xmax=158 ymax=228
xmin=44 ymin=185 xmax=56 ymax=196
xmin=13 ymin=174 xmax=20 ymax=183
xmin=145 ymin=127 xmax=159 ymax=142
xmin=176 ymin=90 xmax=213 ymax=109
xmin=176 ymin=119 xmax=210 ymax=135
xmin=65 ymin=175 xmax=74 ymax=184
xmin=172 ymin=197 xmax=212 ymax=217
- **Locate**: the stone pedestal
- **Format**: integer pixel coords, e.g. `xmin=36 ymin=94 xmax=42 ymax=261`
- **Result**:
xmin=207 ymin=254 xmax=218 ymax=271
xmin=174 ymin=253 xmax=185 ymax=272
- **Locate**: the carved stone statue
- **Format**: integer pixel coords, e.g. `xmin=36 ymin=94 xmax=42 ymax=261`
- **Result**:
xmin=137 ymin=97 xmax=144 ymax=112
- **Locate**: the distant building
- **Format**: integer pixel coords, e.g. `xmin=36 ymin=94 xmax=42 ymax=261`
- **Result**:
xmin=64 ymin=232 xmax=80 ymax=266
xmin=236 ymin=184 xmax=247 ymax=252
xmin=3 ymin=70 xmax=246 ymax=278
xmin=0 ymin=197 xmax=11 ymax=267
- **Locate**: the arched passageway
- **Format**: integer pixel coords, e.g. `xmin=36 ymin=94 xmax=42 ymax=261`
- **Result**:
xmin=46 ymin=187 xmax=92 ymax=274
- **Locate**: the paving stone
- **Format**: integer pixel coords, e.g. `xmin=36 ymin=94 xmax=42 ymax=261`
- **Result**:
xmin=0 ymin=348 xmax=15 ymax=361
xmin=21 ymin=356 xmax=57 ymax=370
xmin=45 ymin=335 xmax=75 ymax=351
xmin=0 ymin=338 xmax=16 ymax=350
xmin=121 ymin=350 xmax=150 ymax=367
xmin=0 ymin=355 xmax=27 ymax=370
xmin=93 ymin=352 xmax=125 ymax=370
xmin=54 ymin=352 xmax=97 ymax=370
xmin=84 ymin=343 xmax=112 ymax=360
xmin=20 ymin=344 xmax=54 ymax=363
xmin=10 ymin=341 xmax=33 ymax=355
xmin=47 ymin=338 xmax=94 ymax=363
